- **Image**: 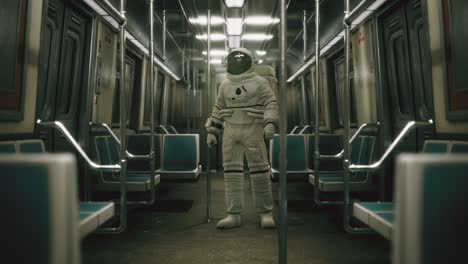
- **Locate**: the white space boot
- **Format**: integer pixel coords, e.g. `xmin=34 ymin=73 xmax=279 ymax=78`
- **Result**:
xmin=217 ymin=214 xmax=241 ymax=229
xmin=260 ymin=212 xmax=275 ymax=228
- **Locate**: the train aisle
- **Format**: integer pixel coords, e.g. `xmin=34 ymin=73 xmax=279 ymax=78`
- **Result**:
xmin=83 ymin=174 xmax=389 ymax=264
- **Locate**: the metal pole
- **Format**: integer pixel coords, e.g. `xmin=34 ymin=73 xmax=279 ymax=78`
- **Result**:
xmin=303 ymin=10 xmax=307 ymax=61
xmin=279 ymin=0 xmax=288 ymax=263
xmin=148 ymin=0 xmax=156 ymax=204
xmin=342 ymin=0 xmax=370 ymax=233
xmin=187 ymin=56 xmax=191 ymax=133
xmin=163 ymin=10 xmax=167 ymax=60
xmin=118 ymin=0 xmax=128 ymax=231
xmin=312 ymin=0 xmax=342 ymax=206
xmin=206 ymin=9 xmax=212 ymax=222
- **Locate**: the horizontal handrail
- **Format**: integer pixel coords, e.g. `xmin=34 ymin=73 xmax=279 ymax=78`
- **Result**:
xmin=167 ymin=126 xmax=179 ymax=134
xmin=299 ymin=125 xmax=313 ymax=134
xmin=90 ymin=122 xmax=151 ymax=160
xmin=94 ymin=0 xmax=126 ymax=25
xmin=344 ymin=0 xmax=376 ymax=25
xmin=349 ymin=119 xmax=434 ymax=172
xmin=37 ymin=120 xmax=121 ymax=172
xmin=320 ymin=122 xmax=380 ymax=160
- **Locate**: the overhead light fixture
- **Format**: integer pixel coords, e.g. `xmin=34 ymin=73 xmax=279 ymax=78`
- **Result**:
xmin=189 ymin=16 xmax=225 ymax=25
xmin=210 ymin=59 xmax=223 ymax=64
xmin=195 ymin=33 xmax=227 ymax=41
xmin=242 ymin=34 xmax=273 ymax=41
xmin=202 ymin=50 xmax=229 ymax=56
xmin=224 ymin=0 xmax=245 ymax=8
xmin=228 ymin=35 xmax=241 ymax=49
xmin=226 ymin=18 xmax=243 ymax=35
xmin=255 ymin=50 xmax=267 ymax=56
xmin=244 ymin=16 xmax=280 ymax=25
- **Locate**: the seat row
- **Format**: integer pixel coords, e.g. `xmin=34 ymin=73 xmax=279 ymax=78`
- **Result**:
xmin=93 ymin=133 xmax=201 ymax=190
xmin=269 ymin=134 xmax=376 ymax=191
xmin=353 ymin=140 xmax=468 ymax=240
xmin=0 ymin=139 xmax=115 ymax=240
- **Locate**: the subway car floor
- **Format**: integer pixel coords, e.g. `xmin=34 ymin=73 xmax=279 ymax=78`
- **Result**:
xmin=82 ymin=173 xmax=390 ymax=264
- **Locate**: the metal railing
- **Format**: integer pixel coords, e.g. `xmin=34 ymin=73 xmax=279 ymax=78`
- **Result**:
xmin=167 ymin=126 xmax=179 ymax=134
xmin=157 ymin=125 xmax=170 ymax=134
xmin=90 ymin=122 xmax=151 ymax=160
xmin=349 ymin=120 xmax=433 ymax=172
xmin=320 ymin=122 xmax=380 ymax=160
xmin=298 ymin=125 xmax=313 ymax=134
xmin=37 ymin=120 xmax=121 ymax=172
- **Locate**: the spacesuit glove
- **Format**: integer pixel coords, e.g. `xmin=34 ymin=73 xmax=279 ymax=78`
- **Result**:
xmin=207 ymin=133 xmax=217 ymax=147
xmin=264 ymin=123 xmax=276 ymax=140
xmin=219 ymin=109 xmax=234 ymax=119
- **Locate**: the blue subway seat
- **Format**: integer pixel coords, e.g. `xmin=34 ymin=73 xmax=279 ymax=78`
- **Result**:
xmin=0 ymin=154 xmax=80 ymax=264
xmin=270 ymin=135 xmax=312 ymax=181
xmin=0 ymin=141 xmax=16 ymax=153
xmin=156 ymin=134 xmax=201 ymax=180
xmin=309 ymin=136 xmax=376 ymax=192
xmin=94 ymin=135 xmax=161 ymax=191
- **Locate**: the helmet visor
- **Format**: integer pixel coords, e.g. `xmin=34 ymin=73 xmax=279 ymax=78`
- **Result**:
xmin=226 ymin=51 xmax=252 ymax=75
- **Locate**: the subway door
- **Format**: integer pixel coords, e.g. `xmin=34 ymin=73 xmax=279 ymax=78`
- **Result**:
xmin=36 ymin=0 xmax=89 ymax=152
xmin=35 ymin=0 xmax=64 ymax=150
xmin=379 ymin=1 xmax=417 ymax=152
xmin=405 ymin=0 xmax=434 ymax=148
xmin=52 ymin=7 xmax=88 ymax=152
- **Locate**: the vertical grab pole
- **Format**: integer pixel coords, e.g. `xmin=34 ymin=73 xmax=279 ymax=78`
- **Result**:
xmin=148 ymin=0 xmax=156 ymax=205
xmin=343 ymin=0 xmax=352 ymax=231
xmin=313 ymin=0 xmax=322 ymax=205
xmin=279 ymin=0 xmax=288 ymax=263
xmin=342 ymin=0 xmax=371 ymax=233
xmin=118 ymin=0 xmax=128 ymax=231
xmin=206 ymin=9 xmax=212 ymax=223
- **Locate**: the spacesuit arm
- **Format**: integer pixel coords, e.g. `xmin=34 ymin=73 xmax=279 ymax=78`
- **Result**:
xmin=205 ymin=84 xmax=227 ymax=135
xmin=258 ymin=81 xmax=279 ymax=128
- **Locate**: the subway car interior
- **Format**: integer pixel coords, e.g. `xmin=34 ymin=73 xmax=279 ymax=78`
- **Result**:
xmin=1 ymin=0 xmax=468 ymax=263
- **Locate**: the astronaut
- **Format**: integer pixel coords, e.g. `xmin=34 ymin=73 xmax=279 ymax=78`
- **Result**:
xmin=205 ymin=48 xmax=279 ymax=229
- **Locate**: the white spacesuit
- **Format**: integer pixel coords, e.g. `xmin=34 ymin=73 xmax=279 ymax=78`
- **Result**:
xmin=205 ymin=48 xmax=279 ymax=229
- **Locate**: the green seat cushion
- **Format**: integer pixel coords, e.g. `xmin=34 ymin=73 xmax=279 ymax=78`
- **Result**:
xmin=2 ymin=165 xmax=50 ymax=263
xmin=376 ymin=212 xmax=394 ymax=223
xmin=19 ymin=141 xmax=45 ymax=153
xmin=163 ymin=135 xmax=198 ymax=171
xmin=423 ymin=142 xmax=449 ymax=153
xmin=451 ymin=143 xmax=468 ymax=154
xmin=272 ymin=135 xmax=307 ymax=171
xmin=357 ymin=202 xmax=394 ymax=212
xmin=422 ymin=164 xmax=468 ymax=263
xmin=0 ymin=142 xmax=16 ymax=153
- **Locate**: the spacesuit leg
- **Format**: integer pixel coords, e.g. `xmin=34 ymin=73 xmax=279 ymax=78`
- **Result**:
xmin=217 ymin=126 xmax=244 ymax=229
xmin=244 ymin=124 xmax=275 ymax=228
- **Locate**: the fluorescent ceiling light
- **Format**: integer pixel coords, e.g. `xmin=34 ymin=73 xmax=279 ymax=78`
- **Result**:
xmin=244 ymin=16 xmax=280 ymax=25
xmin=226 ymin=18 xmax=243 ymax=35
xmin=255 ymin=50 xmax=267 ymax=56
xmin=224 ymin=0 xmax=245 ymax=8
xmin=189 ymin=16 xmax=225 ymax=25
xmin=228 ymin=35 xmax=241 ymax=49
xmin=195 ymin=33 xmax=227 ymax=41
xmin=210 ymin=59 xmax=223 ymax=64
xmin=242 ymin=34 xmax=273 ymax=41
xmin=202 ymin=50 xmax=229 ymax=56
